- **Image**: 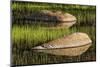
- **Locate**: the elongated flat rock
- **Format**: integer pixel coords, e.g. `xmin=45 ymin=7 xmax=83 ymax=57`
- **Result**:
xmin=26 ymin=10 xmax=76 ymax=28
xmin=32 ymin=32 xmax=92 ymax=56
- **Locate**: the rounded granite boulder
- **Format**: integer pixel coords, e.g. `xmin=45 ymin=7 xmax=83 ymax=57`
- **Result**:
xmin=32 ymin=32 xmax=92 ymax=56
xmin=27 ymin=10 xmax=77 ymax=28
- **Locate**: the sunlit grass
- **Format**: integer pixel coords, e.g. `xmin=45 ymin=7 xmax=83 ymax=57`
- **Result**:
xmin=12 ymin=25 xmax=71 ymax=49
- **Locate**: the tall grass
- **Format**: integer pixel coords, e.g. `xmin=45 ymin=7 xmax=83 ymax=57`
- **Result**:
xmin=12 ymin=25 xmax=71 ymax=49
